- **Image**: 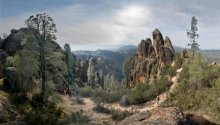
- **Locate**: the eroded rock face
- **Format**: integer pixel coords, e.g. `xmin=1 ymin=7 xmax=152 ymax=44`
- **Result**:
xmin=128 ymin=29 xmax=175 ymax=86
xmin=75 ymin=59 xmax=89 ymax=87
xmin=117 ymin=107 xmax=197 ymax=125
xmin=1 ymin=29 xmax=22 ymax=56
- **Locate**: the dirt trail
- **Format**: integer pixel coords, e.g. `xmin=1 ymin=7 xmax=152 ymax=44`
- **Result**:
xmin=104 ymin=68 xmax=182 ymax=112
xmin=59 ymin=68 xmax=182 ymax=123
xmin=59 ymin=96 xmax=113 ymax=124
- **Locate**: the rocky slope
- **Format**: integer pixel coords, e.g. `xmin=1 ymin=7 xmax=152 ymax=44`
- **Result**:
xmin=127 ymin=29 xmax=175 ymax=86
xmin=117 ymin=107 xmax=197 ymax=125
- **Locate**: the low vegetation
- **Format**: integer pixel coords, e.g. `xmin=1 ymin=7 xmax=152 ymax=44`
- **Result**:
xmin=79 ymin=78 xmax=170 ymax=105
xmin=63 ymin=110 xmax=91 ymax=125
xmin=93 ymin=104 xmax=136 ymax=121
xmin=164 ymin=52 xmax=220 ymax=123
xmin=127 ymin=78 xmax=171 ymax=105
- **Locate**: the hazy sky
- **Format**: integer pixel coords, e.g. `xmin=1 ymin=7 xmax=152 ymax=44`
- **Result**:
xmin=1 ymin=0 xmax=220 ymax=50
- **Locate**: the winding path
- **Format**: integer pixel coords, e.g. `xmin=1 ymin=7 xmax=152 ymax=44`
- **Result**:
xmin=104 ymin=68 xmax=182 ymax=112
xmin=59 ymin=68 xmax=182 ymax=123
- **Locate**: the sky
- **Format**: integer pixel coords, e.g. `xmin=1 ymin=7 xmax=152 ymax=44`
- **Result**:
xmin=0 ymin=0 xmax=220 ymax=50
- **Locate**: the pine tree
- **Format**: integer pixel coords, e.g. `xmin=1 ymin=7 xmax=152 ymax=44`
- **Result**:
xmin=187 ymin=16 xmax=199 ymax=57
xmin=25 ymin=13 xmax=57 ymax=100
xmin=64 ymin=43 xmax=74 ymax=92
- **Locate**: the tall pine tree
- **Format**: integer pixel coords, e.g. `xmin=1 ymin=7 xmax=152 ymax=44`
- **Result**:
xmin=64 ymin=43 xmax=74 ymax=92
xmin=187 ymin=16 xmax=199 ymax=57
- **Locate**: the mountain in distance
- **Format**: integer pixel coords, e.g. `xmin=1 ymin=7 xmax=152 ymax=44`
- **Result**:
xmin=73 ymin=45 xmax=220 ymax=65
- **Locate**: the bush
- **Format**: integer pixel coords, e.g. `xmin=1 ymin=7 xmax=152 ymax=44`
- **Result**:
xmin=93 ymin=104 xmax=135 ymax=121
xmin=91 ymin=88 xmax=129 ymax=103
xmin=24 ymin=95 xmax=63 ymax=125
xmin=119 ymin=95 xmax=130 ymax=106
xmin=127 ymin=78 xmax=170 ymax=105
xmin=63 ymin=110 xmax=91 ymax=125
xmin=78 ymin=86 xmax=94 ymax=97
xmin=165 ymin=60 xmax=220 ymax=122
xmin=93 ymin=104 xmax=111 ymax=114
xmin=111 ymin=109 xmax=135 ymax=121
xmin=128 ymin=83 xmax=150 ymax=104
xmin=162 ymin=64 xmax=176 ymax=77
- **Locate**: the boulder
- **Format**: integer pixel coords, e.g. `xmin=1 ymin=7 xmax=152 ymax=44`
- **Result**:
xmin=1 ymin=29 xmax=22 ymax=56
xmin=4 ymin=67 xmax=16 ymax=90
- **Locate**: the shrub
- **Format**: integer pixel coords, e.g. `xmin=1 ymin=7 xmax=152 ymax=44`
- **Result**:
xmin=119 ymin=95 xmax=130 ymax=106
xmin=93 ymin=104 xmax=135 ymax=121
xmin=78 ymin=86 xmax=94 ymax=97
xmin=162 ymin=64 xmax=176 ymax=77
xmin=111 ymin=109 xmax=135 ymax=121
xmin=91 ymin=88 xmax=129 ymax=103
xmin=24 ymin=95 xmax=63 ymax=125
xmin=127 ymin=78 xmax=170 ymax=105
xmin=93 ymin=104 xmax=111 ymax=114
xmin=128 ymin=83 xmax=150 ymax=104
xmin=63 ymin=110 xmax=90 ymax=125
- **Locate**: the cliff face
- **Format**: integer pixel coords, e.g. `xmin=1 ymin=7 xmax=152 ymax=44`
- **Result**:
xmin=128 ymin=29 xmax=175 ymax=86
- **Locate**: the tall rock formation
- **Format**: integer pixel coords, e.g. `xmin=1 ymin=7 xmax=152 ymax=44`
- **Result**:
xmin=87 ymin=57 xmax=103 ymax=88
xmin=128 ymin=29 xmax=175 ymax=86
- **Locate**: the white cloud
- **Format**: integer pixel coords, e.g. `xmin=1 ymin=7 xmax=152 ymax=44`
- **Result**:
xmin=1 ymin=1 xmax=220 ymax=50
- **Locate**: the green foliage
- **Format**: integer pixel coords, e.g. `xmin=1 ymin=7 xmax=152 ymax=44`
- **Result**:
xmin=64 ymin=43 xmax=74 ymax=91
xmin=92 ymin=88 xmax=129 ymax=103
xmin=111 ymin=109 xmax=134 ymax=121
xmin=79 ymin=86 xmax=129 ymax=103
xmin=127 ymin=78 xmax=170 ymax=105
xmin=12 ymin=94 xmax=63 ymax=125
xmin=119 ymin=95 xmax=130 ymax=106
xmin=93 ymin=103 xmax=111 ymax=114
xmin=187 ymin=16 xmax=199 ymax=56
xmin=93 ymin=104 xmax=135 ymax=121
xmin=78 ymin=86 xmax=94 ymax=97
xmin=188 ymin=52 xmax=209 ymax=89
xmin=161 ymin=64 xmax=176 ymax=77
xmin=5 ymin=56 xmax=15 ymax=67
xmin=25 ymin=13 xmax=57 ymax=98
xmin=174 ymin=53 xmax=183 ymax=70
xmin=165 ymin=52 xmax=220 ymax=122
xmin=128 ymin=83 xmax=150 ymax=104
xmin=11 ymin=47 xmax=39 ymax=96
xmin=63 ymin=110 xmax=90 ymax=125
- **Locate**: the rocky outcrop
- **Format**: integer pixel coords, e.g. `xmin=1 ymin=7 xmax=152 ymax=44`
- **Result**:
xmin=0 ymin=50 xmax=7 ymax=79
xmin=1 ymin=29 xmax=22 ymax=56
xmin=87 ymin=57 xmax=103 ymax=88
xmin=75 ymin=59 xmax=89 ymax=87
xmin=128 ymin=29 xmax=175 ymax=86
xmin=117 ymin=107 xmax=197 ymax=125
xmin=181 ymin=49 xmax=188 ymax=58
